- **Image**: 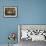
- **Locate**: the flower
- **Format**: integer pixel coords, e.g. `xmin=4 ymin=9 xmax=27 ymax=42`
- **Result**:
xmin=8 ymin=32 xmax=16 ymax=41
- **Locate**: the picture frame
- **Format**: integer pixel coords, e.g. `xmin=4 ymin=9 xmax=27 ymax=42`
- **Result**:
xmin=4 ymin=6 xmax=17 ymax=17
xmin=18 ymin=24 xmax=46 ymax=42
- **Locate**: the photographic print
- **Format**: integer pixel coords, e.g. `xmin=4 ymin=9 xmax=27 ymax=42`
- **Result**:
xmin=4 ymin=7 xmax=17 ymax=17
xmin=18 ymin=24 xmax=46 ymax=41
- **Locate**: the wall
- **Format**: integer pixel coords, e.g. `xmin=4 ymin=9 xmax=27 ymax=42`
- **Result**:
xmin=0 ymin=0 xmax=46 ymax=44
xmin=0 ymin=0 xmax=18 ymax=44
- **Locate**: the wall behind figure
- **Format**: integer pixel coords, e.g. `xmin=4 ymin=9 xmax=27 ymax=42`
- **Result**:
xmin=0 ymin=0 xmax=46 ymax=44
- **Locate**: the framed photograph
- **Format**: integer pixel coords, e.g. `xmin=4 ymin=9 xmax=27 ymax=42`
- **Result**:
xmin=18 ymin=24 xmax=46 ymax=42
xmin=4 ymin=6 xmax=17 ymax=17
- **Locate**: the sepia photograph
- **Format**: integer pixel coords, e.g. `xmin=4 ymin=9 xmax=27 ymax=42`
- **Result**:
xmin=4 ymin=7 xmax=17 ymax=17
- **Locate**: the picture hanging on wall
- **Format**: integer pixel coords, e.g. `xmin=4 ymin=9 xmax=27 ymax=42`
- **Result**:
xmin=18 ymin=24 xmax=46 ymax=42
xmin=4 ymin=6 xmax=17 ymax=17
